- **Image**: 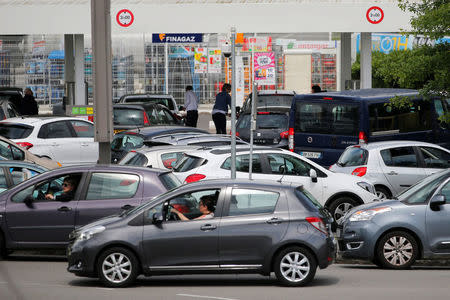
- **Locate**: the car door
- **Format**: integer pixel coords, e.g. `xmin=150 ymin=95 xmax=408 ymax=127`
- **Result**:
xmin=379 ymin=146 xmax=426 ymax=195
xmin=68 ymin=120 xmax=99 ymax=164
xmin=425 ymin=179 xmax=450 ymax=254
xmin=218 ymin=187 xmax=289 ymax=266
xmin=75 ymin=172 xmax=143 ymax=228
xmin=416 ymin=146 xmax=450 ymax=176
xmin=4 ymin=172 xmax=83 ymax=245
xmin=37 ymin=121 xmax=81 ymax=165
xmin=142 ymin=188 xmax=223 ymax=268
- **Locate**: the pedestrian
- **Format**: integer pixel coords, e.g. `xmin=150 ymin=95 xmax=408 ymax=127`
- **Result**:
xmin=21 ymin=88 xmax=39 ymax=115
xmin=184 ymin=85 xmax=199 ymax=127
xmin=212 ymin=83 xmax=231 ymax=134
xmin=311 ymin=85 xmax=322 ymax=93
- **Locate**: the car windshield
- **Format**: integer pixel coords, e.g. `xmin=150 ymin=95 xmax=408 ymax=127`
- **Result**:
xmin=256 ymin=95 xmax=293 ymax=108
xmin=113 ymin=108 xmax=144 ymax=126
xmin=237 ymin=114 xmax=288 ymax=130
xmin=398 ymin=170 xmax=449 ymax=204
xmin=124 ymin=97 xmax=174 ymax=111
xmin=111 ymin=134 xmax=144 ymax=151
xmin=337 ymin=146 xmax=368 ymax=167
xmin=0 ymin=124 xmax=33 ymax=139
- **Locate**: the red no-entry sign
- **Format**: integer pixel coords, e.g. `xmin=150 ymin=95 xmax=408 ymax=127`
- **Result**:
xmin=366 ymin=6 xmax=384 ymax=24
xmin=116 ymin=9 xmax=134 ymax=27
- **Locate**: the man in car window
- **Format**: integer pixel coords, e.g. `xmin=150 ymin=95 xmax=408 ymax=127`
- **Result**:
xmin=172 ymin=195 xmax=215 ymax=221
xmin=45 ymin=176 xmax=78 ymax=202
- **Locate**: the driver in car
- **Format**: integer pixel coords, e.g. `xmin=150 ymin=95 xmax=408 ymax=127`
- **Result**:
xmin=45 ymin=176 xmax=78 ymax=202
xmin=172 ymin=195 xmax=215 ymax=221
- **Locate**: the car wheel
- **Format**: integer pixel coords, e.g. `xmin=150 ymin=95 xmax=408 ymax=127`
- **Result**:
xmin=375 ymin=186 xmax=391 ymax=200
xmin=328 ymin=197 xmax=359 ymax=225
xmin=0 ymin=232 xmax=7 ymax=260
xmin=376 ymin=231 xmax=418 ymax=269
xmin=97 ymin=247 xmax=139 ymax=288
xmin=274 ymin=247 xmax=317 ymax=287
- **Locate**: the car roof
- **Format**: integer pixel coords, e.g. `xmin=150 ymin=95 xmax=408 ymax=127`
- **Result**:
xmin=251 ymin=90 xmax=295 ymax=96
xmin=121 ymin=126 xmax=209 ymax=137
xmin=53 ymin=164 xmax=170 ymax=174
xmin=114 ymin=103 xmax=160 ymax=109
xmin=0 ymin=160 xmax=48 ymax=170
xmin=135 ymin=145 xmax=200 ymax=154
xmin=294 ymin=88 xmax=418 ymax=101
xmin=179 ymin=178 xmax=300 ymax=191
xmin=121 ymin=93 xmax=174 ymax=99
xmin=185 ymin=145 xmax=278 ymax=157
xmin=0 ymin=116 xmax=93 ymax=125
xmin=358 ymin=141 xmax=449 ymax=151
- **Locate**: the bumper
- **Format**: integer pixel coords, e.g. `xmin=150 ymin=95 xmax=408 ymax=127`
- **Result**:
xmin=339 ymin=221 xmax=380 ymax=260
xmin=66 ymin=240 xmax=98 ymax=277
xmin=318 ymin=236 xmax=337 ymax=269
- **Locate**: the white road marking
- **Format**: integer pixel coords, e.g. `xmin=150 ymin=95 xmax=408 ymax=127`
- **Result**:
xmin=177 ymin=294 xmax=239 ymax=300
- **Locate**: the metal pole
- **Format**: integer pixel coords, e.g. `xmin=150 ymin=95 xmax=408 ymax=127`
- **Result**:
xmin=231 ymin=27 xmax=236 ymax=179
xmin=249 ymin=82 xmax=257 ymax=180
xmin=164 ymin=43 xmax=169 ymax=94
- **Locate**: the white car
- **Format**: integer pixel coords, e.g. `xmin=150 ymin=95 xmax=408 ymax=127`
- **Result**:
xmin=329 ymin=141 xmax=450 ymax=199
xmin=172 ymin=146 xmax=378 ymax=223
xmin=0 ymin=117 xmax=99 ymax=166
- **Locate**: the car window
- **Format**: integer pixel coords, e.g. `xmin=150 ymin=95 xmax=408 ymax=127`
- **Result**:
xmin=419 ymin=147 xmax=450 ymax=169
xmin=237 ymin=114 xmax=288 ymax=130
xmin=158 ymin=172 xmax=181 ymax=190
xmin=7 ymin=104 xmax=17 ymax=117
xmin=113 ymin=108 xmax=144 ymax=126
xmin=70 ymin=120 xmax=94 ymax=138
xmin=266 ymin=153 xmax=311 ymax=176
xmin=86 ymin=173 xmax=139 ymax=200
xmin=0 ymin=108 xmax=6 ymax=120
xmin=120 ymin=152 xmax=148 ymax=166
xmin=380 ymin=147 xmax=418 ymax=167
xmin=156 ymin=107 xmax=173 ymax=125
xmin=221 ymin=154 xmax=262 ymax=173
xmin=398 ymin=172 xmax=448 ymax=204
xmin=146 ymin=107 xmax=158 ymax=124
xmin=173 ymin=155 xmax=206 ymax=173
xmin=11 ymin=145 xmax=24 ymax=161
xmin=0 ymin=168 xmax=8 ymax=193
xmin=0 ymin=124 xmax=33 ymax=139
xmin=337 ymin=146 xmax=368 ymax=167
xmin=39 ymin=121 xmax=73 ymax=139
xmin=111 ymin=134 xmax=144 ymax=151
xmin=0 ymin=140 xmax=15 ymax=160
xmin=9 ymin=167 xmax=42 ymax=185
xmin=440 ymin=181 xmax=450 ymax=204
xmin=161 ymin=152 xmax=185 ymax=169
xmin=227 ymin=188 xmax=279 ymax=216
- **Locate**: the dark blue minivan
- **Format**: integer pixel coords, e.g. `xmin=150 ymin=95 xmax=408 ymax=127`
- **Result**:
xmin=288 ymin=89 xmax=449 ymax=166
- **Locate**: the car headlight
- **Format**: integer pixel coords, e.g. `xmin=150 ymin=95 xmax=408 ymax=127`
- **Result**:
xmin=76 ymin=226 xmax=105 ymax=242
xmin=349 ymin=206 xmax=392 ymax=222
xmin=357 ymin=181 xmax=376 ymax=194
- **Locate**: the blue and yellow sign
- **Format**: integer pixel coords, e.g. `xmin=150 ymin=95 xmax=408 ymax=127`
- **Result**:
xmin=152 ymin=33 xmax=203 ymax=43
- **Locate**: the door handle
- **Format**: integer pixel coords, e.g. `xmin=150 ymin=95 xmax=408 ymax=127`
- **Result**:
xmin=58 ymin=206 xmax=72 ymax=212
xmin=121 ymin=204 xmax=134 ymax=210
xmin=387 ymin=171 xmax=398 ymax=176
xmin=266 ymin=217 xmax=283 ymax=225
xmin=200 ymin=224 xmax=217 ymax=231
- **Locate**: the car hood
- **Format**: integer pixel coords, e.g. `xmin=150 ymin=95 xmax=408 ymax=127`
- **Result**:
xmin=75 ymin=215 xmax=122 ymax=232
xmin=343 ymin=199 xmax=404 ymax=221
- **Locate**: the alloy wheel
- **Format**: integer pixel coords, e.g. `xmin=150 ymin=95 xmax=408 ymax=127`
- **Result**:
xmin=382 ymin=236 xmax=413 ymax=266
xmin=102 ymin=252 xmax=132 ymax=284
xmin=279 ymin=251 xmax=310 ymax=282
xmin=333 ymin=202 xmax=354 ymax=224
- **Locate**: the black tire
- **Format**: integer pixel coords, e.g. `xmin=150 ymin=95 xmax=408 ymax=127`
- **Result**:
xmin=274 ymin=246 xmax=317 ymax=287
xmin=97 ymin=247 xmax=139 ymax=288
xmin=371 ymin=257 xmax=384 ymax=268
xmin=0 ymin=232 xmax=7 ymax=260
xmin=375 ymin=186 xmax=391 ymax=200
xmin=376 ymin=231 xmax=418 ymax=269
xmin=328 ymin=197 xmax=360 ymax=225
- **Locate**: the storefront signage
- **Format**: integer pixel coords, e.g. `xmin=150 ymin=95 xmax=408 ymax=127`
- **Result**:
xmin=152 ymin=33 xmax=203 ymax=43
xmin=254 ymin=52 xmax=275 ymax=85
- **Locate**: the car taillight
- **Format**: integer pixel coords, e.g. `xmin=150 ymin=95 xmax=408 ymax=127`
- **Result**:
xmin=288 ymin=127 xmax=294 ymax=152
xmin=257 ymin=111 xmax=270 ymax=115
xmin=184 ymin=174 xmax=206 ymax=183
xmin=352 ymin=167 xmax=367 ymax=177
xmin=16 ymin=142 xmax=33 ymax=150
xmin=280 ymin=130 xmax=289 ymax=139
xmin=236 ymin=131 xmax=240 ymax=137
xmin=306 ymin=217 xmax=328 ymax=236
xmin=143 ymin=111 xmax=150 ymax=125
xmin=88 ymin=115 xmax=94 ymax=122
xmin=358 ymin=131 xmax=367 ymax=144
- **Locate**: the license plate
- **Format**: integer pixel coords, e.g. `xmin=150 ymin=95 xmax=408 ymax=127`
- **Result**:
xmin=300 ymin=151 xmax=322 ymax=159
xmin=254 ymin=139 xmax=267 ymax=144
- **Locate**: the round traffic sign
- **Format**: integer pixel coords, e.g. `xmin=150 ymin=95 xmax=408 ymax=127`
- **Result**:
xmin=116 ymin=9 xmax=134 ymax=27
xmin=366 ymin=6 xmax=384 ymax=24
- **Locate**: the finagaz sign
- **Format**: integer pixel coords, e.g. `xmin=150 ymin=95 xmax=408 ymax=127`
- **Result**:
xmin=152 ymin=33 xmax=203 ymax=43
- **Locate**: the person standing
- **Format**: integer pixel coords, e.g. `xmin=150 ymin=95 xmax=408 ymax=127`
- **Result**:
xmin=184 ymin=85 xmax=199 ymax=127
xmin=21 ymin=88 xmax=39 ymax=115
xmin=212 ymin=83 xmax=231 ymax=134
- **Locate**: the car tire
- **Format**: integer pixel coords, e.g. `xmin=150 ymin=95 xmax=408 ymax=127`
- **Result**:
xmin=376 ymin=231 xmax=418 ymax=269
xmin=97 ymin=247 xmax=139 ymax=288
xmin=375 ymin=186 xmax=391 ymax=200
xmin=0 ymin=232 xmax=7 ymax=260
xmin=274 ymin=246 xmax=317 ymax=287
xmin=328 ymin=197 xmax=359 ymax=225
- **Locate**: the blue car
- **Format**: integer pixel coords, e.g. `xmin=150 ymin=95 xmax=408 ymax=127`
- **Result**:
xmin=339 ymin=169 xmax=450 ymax=269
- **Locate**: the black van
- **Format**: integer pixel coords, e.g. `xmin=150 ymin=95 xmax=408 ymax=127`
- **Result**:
xmin=288 ymin=89 xmax=449 ymax=166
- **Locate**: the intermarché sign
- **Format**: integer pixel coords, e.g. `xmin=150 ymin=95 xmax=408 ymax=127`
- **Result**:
xmin=152 ymin=33 xmax=203 ymax=43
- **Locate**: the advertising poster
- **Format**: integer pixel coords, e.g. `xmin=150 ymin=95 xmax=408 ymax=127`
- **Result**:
xmin=242 ymin=37 xmax=272 ymax=52
xmin=254 ymin=52 xmax=275 ymax=85
xmin=236 ymin=56 xmax=245 ymax=107
xmin=194 ymin=47 xmax=207 ymax=74
xmin=208 ymin=48 xmax=222 ymax=74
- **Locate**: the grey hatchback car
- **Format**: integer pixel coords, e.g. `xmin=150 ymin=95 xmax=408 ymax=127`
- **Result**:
xmin=0 ymin=165 xmax=180 ymax=256
xmin=67 ymin=179 xmax=335 ymax=287
xmin=340 ymin=169 xmax=450 ymax=269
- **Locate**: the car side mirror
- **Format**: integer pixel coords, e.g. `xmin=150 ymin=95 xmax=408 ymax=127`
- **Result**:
xmin=310 ymin=169 xmax=318 ymax=183
xmin=152 ymin=212 xmax=164 ymax=224
xmin=430 ymin=194 xmax=446 ymax=211
xmin=24 ymin=196 xmax=34 ymax=208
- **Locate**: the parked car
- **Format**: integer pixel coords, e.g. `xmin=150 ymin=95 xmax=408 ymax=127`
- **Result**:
xmin=67 ymin=179 xmax=335 ymax=287
xmin=0 ymin=161 xmax=48 ymax=193
xmin=0 ymin=116 xmax=98 ymax=166
xmin=113 ymin=103 xmax=180 ymax=133
xmin=330 ymin=141 xmax=450 ymax=199
xmin=288 ymin=89 xmax=450 ymax=166
xmin=118 ymin=145 xmax=199 ymax=169
xmin=0 ymin=135 xmax=60 ymax=169
xmin=117 ymin=93 xmax=181 ymax=119
xmin=111 ymin=126 xmax=209 ymax=163
xmin=0 ymin=165 xmax=181 ymax=255
xmin=172 ymin=146 xmax=378 ymax=223
xmin=339 ymin=169 xmax=450 ymax=269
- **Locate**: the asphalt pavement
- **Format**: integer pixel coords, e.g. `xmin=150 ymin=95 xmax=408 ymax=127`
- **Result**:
xmin=1 ymin=255 xmax=450 ymax=300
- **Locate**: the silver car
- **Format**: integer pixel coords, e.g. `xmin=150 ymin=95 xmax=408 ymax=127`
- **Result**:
xmin=330 ymin=141 xmax=450 ymax=199
xmin=339 ymin=169 xmax=450 ymax=269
